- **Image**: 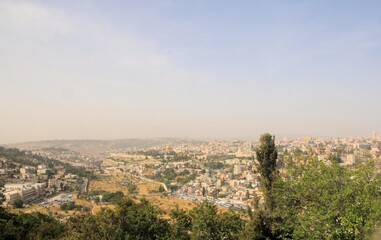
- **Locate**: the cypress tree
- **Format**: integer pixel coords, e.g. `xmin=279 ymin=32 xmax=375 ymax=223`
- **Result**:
xmin=255 ymin=133 xmax=278 ymax=212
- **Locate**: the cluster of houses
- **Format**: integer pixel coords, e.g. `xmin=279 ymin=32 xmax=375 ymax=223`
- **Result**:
xmin=1 ymin=160 xmax=80 ymax=207
xmin=98 ymin=134 xmax=381 ymax=208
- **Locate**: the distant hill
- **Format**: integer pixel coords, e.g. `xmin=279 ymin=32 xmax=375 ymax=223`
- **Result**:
xmin=0 ymin=146 xmax=64 ymax=167
xmin=6 ymin=138 xmax=205 ymax=157
xmin=0 ymin=146 xmax=93 ymax=177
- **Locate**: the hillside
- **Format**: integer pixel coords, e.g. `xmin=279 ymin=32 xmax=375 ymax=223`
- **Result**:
xmin=6 ymin=138 xmax=206 ymax=158
xmin=0 ymin=146 xmax=92 ymax=178
xmin=0 ymin=146 xmax=63 ymax=167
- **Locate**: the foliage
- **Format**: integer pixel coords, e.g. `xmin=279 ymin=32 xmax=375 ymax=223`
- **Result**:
xmin=64 ymin=165 xmax=93 ymax=178
xmin=104 ymin=191 xmax=124 ymax=202
xmin=60 ymin=202 xmax=75 ymax=211
xmin=153 ymin=168 xmax=195 ymax=188
xmin=61 ymin=198 xmax=245 ymax=240
xmin=169 ymin=206 xmax=192 ymax=240
xmin=125 ymin=182 xmax=138 ymax=194
xmin=178 ymin=169 xmax=190 ymax=176
xmin=0 ymin=212 xmax=64 ymax=240
xmin=328 ymin=153 xmax=343 ymax=164
xmin=255 ymin=133 xmax=278 ymax=212
xmin=205 ymin=161 xmax=224 ymax=169
xmin=0 ymin=194 xmax=3 ymax=206
xmin=177 ymin=173 xmax=196 ymax=185
xmin=162 ymin=168 xmax=177 ymax=180
xmin=13 ymin=199 xmax=24 ymax=208
xmin=272 ymin=159 xmax=381 ymax=239
xmin=62 ymin=209 xmax=122 ymax=240
xmin=87 ymin=190 xmax=124 ymax=203
xmin=217 ymin=209 xmax=245 ymax=240
xmin=188 ymin=200 xmax=244 ymax=240
xmin=241 ymin=209 xmax=273 ymax=240
xmin=60 ymin=202 xmax=89 ymax=212
xmin=119 ymin=198 xmax=170 ymax=240
xmin=62 ymin=198 xmax=170 ymax=240
xmin=248 ymin=133 xmax=279 ymax=239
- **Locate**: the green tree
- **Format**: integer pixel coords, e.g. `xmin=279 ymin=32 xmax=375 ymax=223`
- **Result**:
xmin=328 ymin=153 xmax=342 ymax=163
xmin=27 ymin=215 xmax=64 ymax=240
xmin=62 ymin=209 xmax=122 ymax=240
xmin=13 ymin=199 xmax=24 ymax=208
xmin=101 ymin=191 xmax=124 ymax=203
xmin=117 ymin=198 xmax=170 ymax=240
xmin=62 ymin=198 xmax=169 ymax=240
xmin=246 ymin=133 xmax=279 ymax=239
xmin=272 ymin=157 xmax=381 ymax=239
xmin=189 ymin=201 xmax=220 ymax=240
xmin=255 ymin=133 xmax=278 ymax=212
xmin=169 ymin=206 xmax=191 ymax=240
xmin=189 ymin=200 xmax=243 ymax=240
xmin=218 ymin=210 xmax=245 ymax=240
xmin=1 ymin=212 xmax=64 ymax=240
xmin=126 ymin=183 xmax=138 ymax=195
xmin=0 ymin=191 xmax=4 ymax=207
xmin=240 ymin=209 xmax=271 ymax=240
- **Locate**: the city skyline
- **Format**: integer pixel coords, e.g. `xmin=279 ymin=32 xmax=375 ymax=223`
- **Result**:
xmin=1 ymin=1 xmax=381 ymax=143
xmin=2 ymin=130 xmax=379 ymax=146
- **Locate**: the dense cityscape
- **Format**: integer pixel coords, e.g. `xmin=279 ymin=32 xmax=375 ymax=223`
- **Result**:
xmin=0 ymin=133 xmax=380 ymax=239
xmin=2 ymin=132 xmax=380 ymax=208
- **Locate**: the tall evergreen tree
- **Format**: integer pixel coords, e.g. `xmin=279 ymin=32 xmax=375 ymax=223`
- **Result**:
xmin=243 ymin=133 xmax=279 ymax=239
xmin=255 ymin=133 xmax=278 ymax=212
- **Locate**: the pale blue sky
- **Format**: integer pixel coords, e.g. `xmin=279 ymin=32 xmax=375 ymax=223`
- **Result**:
xmin=1 ymin=1 xmax=380 ymax=143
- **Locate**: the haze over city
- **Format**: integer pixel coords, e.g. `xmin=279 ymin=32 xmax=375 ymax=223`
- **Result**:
xmin=1 ymin=0 xmax=381 ymax=143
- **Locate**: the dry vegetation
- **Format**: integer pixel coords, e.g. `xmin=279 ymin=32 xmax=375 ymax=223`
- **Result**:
xmin=89 ymin=179 xmax=130 ymax=194
xmin=88 ymin=174 xmax=203 ymax=215
xmin=11 ymin=193 xmax=98 ymax=217
xmin=91 ymin=174 xmax=163 ymax=195
xmin=145 ymin=195 xmax=196 ymax=215
xmin=15 ymin=173 xmax=221 ymax=219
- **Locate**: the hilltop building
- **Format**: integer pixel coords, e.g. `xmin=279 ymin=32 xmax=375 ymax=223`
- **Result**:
xmin=3 ymin=182 xmax=46 ymax=205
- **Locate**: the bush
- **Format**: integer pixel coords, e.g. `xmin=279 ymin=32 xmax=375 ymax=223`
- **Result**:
xmin=13 ymin=199 xmax=23 ymax=208
xmin=60 ymin=202 xmax=75 ymax=211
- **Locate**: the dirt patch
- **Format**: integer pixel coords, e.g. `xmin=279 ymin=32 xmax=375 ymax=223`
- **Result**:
xmin=89 ymin=179 xmax=130 ymax=194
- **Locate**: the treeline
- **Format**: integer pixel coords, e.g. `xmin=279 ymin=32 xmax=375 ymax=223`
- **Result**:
xmin=60 ymin=202 xmax=90 ymax=212
xmin=60 ymin=199 xmax=243 ymax=240
xmin=0 ymin=210 xmax=64 ymax=240
xmin=85 ymin=190 xmax=125 ymax=203
xmin=63 ymin=165 xmax=93 ymax=178
xmin=0 ymin=197 xmax=244 ymax=240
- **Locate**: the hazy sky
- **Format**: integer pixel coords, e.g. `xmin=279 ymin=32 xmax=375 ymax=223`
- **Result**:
xmin=1 ymin=1 xmax=381 ymax=143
